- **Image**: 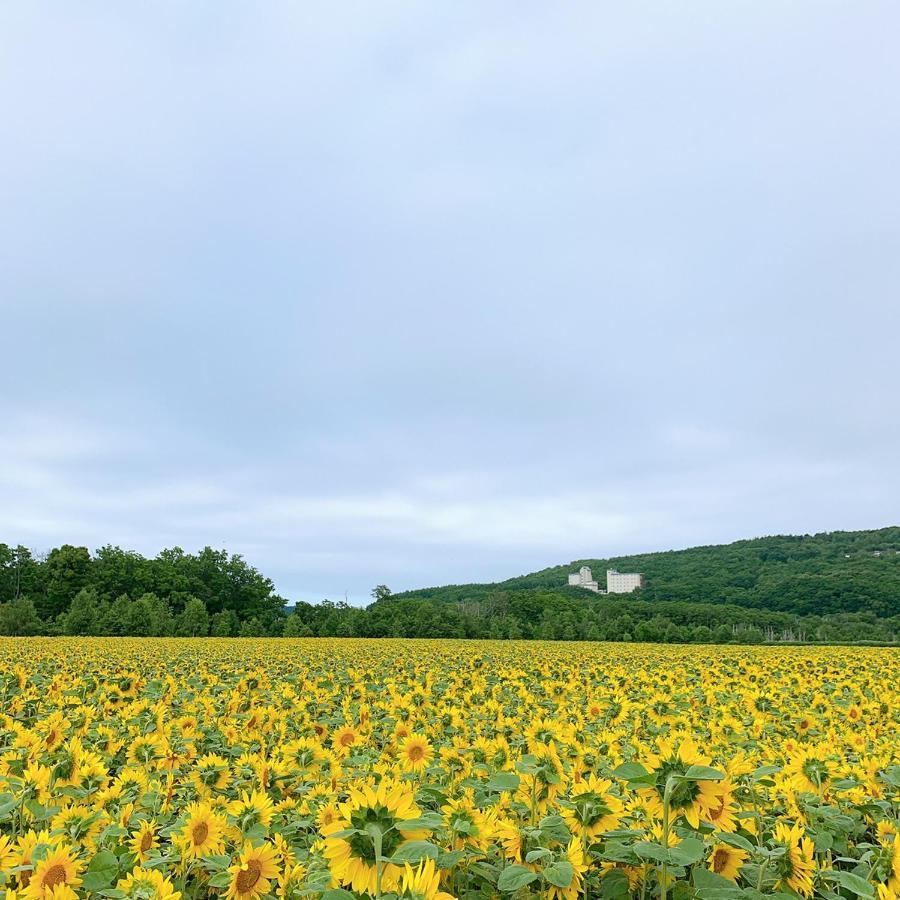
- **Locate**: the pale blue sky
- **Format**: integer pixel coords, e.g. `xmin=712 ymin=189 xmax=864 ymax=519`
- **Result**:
xmin=2 ymin=3 xmax=898 ymax=603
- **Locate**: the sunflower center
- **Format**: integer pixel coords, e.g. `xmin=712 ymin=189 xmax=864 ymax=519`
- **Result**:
xmin=340 ymin=732 xmax=355 ymax=746
xmin=712 ymin=850 xmax=730 ymax=873
xmin=192 ymin=822 xmax=210 ymax=845
xmin=43 ymin=864 xmax=68 ymax=887
xmin=408 ymin=745 xmax=425 ymax=761
xmin=140 ymin=830 xmax=154 ymax=852
xmin=236 ymin=859 xmax=262 ymax=892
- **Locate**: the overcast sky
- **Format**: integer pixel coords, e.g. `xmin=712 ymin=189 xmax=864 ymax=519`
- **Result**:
xmin=2 ymin=3 xmax=898 ymax=604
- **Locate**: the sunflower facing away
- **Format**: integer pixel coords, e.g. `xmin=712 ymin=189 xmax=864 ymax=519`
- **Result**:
xmin=322 ymin=780 xmax=428 ymax=895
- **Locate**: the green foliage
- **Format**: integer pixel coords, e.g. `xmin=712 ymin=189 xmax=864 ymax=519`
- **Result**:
xmin=0 ymin=543 xmax=286 ymax=637
xmin=383 ymin=527 xmax=900 ymax=644
xmin=0 ymin=528 xmax=897 ymax=642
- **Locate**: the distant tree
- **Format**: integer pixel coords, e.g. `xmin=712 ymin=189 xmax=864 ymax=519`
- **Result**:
xmin=64 ymin=587 xmax=102 ymax=635
xmin=0 ymin=544 xmax=42 ymax=602
xmin=42 ymin=545 xmax=91 ymax=619
xmin=145 ymin=593 xmax=175 ymax=636
xmin=371 ymin=585 xmax=392 ymax=603
xmin=210 ymin=609 xmax=239 ymax=637
xmin=239 ymin=617 xmax=265 ymax=637
xmin=283 ymin=613 xmax=312 ymax=637
xmin=0 ymin=597 xmax=42 ymax=635
xmin=122 ymin=595 xmax=153 ymax=636
xmin=103 ymin=595 xmax=132 ymax=635
xmin=177 ymin=597 xmax=209 ymax=636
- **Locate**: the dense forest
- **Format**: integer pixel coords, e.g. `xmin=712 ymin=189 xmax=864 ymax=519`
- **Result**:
xmin=1 ymin=527 xmax=898 ymax=642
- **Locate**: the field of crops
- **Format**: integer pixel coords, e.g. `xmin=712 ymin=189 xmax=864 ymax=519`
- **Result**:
xmin=0 ymin=639 xmax=897 ymax=900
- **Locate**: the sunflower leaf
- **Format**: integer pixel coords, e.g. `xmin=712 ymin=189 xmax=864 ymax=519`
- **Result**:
xmin=613 ymin=762 xmax=652 ymax=783
xmin=823 ymin=871 xmax=875 ymax=897
xmin=544 ymin=860 xmax=574 ymax=888
xmin=81 ymin=850 xmax=120 ymax=892
xmin=485 ymin=772 xmax=520 ymax=792
xmin=681 ymin=766 xmax=726 ymax=782
xmin=397 ymin=813 xmax=443 ymax=830
xmin=497 ymin=864 xmax=539 ymax=892
xmin=390 ymin=840 xmax=441 ymax=863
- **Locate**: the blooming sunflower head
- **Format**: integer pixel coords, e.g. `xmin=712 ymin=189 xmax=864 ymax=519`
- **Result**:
xmin=399 ymin=735 xmax=433 ymax=773
xmin=22 ymin=844 xmax=82 ymax=899
xmin=707 ymin=843 xmax=748 ymax=882
xmin=226 ymin=842 xmax=280 ymax=900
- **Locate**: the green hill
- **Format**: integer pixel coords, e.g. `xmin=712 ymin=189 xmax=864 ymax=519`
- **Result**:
xmin=377 ymin=527 xmax=900 ymax=643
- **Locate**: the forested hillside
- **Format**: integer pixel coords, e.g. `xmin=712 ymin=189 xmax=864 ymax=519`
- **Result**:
xmin=1 ymin=528 xmax=898 ymax=642
xmin=384 ymin=527 xmax=900 ymax=642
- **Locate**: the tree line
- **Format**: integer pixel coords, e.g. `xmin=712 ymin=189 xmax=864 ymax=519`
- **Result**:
xmin=1 ymin=540 xmax=897 ymax=643
xmin=0 ymin=544 xmax=285 ymax=637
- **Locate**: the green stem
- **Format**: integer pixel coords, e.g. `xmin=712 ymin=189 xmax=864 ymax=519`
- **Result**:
xmin=755 ymin=858 xmax=768 ymax=892
xmin=373 ymin=827 xmax=384 ymax=900
xmin=660 ymin=777 xmax=674 ymax=900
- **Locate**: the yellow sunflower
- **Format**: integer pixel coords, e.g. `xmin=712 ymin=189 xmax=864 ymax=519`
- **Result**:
xmin=116 ymin=867 xmax=182 ymax=899
xmin=332 ymin=724 xmax=361 ymax=755
xmin=546 ymin=838 xmax=588 ymax=900
xmin=322 ymin=779 xmax=428 ymax=895
xmin=772 ymin=822 xmax=816 ymax=897
xmin=22 ymin=845 xmax=82 ymax=899
xmin=398 ymin=858 xmax=456 ymax=900
xmin=637 ymin=737 xmax=726 ymax=829
xmin=229 ymin=788 xmax=275 ymax=831
xmin=129 ymin=820 xmax=159 ymax=862
xmin=177 ymin=802 xmax=227 ymax=860
xmin=399 ymin=734 xmax=433 ymax=773
xmin=226 ymin=842 xmax=280 ymax=900
xmin=442 ymin=791 xmax=496 ymax=853
xmin=707 ymin=843 xmax=749 ymax=882
xmin=561 ymin=775 xmax=624 ymax=842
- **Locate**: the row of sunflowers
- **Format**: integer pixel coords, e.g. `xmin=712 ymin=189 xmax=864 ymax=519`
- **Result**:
xmin=0 ymin=638 xmax=897 ymax=900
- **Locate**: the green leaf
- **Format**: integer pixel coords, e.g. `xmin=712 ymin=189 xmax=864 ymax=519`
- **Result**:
xmin=600 ymin=869 xmax=632 ymax=899
xmin=717 ymin=833 xmax=755 ymax=853
xmin=391 ymin=841 xmax=440 ymax=863
xmin=397 ymin=813 xmax=443 ymax=831
xmin=497 ymin=864 xmax=539 ymax=892
xmin=200 ymin=854 xmax=233 ymax=871
xmin=321 ymin=891 xmax=357 ymax=900
xmin=436 ymin=850 xmax=465 ymax=869
xmin=825 ymin=871 xmax=875 ymax=898
xmin=613 ymin=762 xmax=651 ymax=782
xmin=667 ymin=837 xmax=705 ymax=866
xmin=544 ymin=860 xmax=575 ymax=889
xmin=525 ymin=849 xmax=552 ymax=863
xmin=486 ymin=772 xmax=520 ymax=792
xmin=682 ymin=765 xmax=726 ymax=781
xmin=633 ymin=841 xmax=669 ymax=863
xmin=693 ymin=867 xmax=744 ymax=894
xmin=208 ymin=872 xmax=232 ymax=889
xmin=81 ymin=850 xmax=119 ymax=892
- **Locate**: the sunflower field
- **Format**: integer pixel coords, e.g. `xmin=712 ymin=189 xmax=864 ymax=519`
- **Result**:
xmin=0 ymin=639 xmax=897 ymax=900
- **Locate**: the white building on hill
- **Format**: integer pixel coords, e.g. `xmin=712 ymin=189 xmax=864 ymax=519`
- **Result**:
xmin=567 ymin=565 xmax=601 ymax=593
xmin=606 ymin=569 xmax=644 ymax=593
